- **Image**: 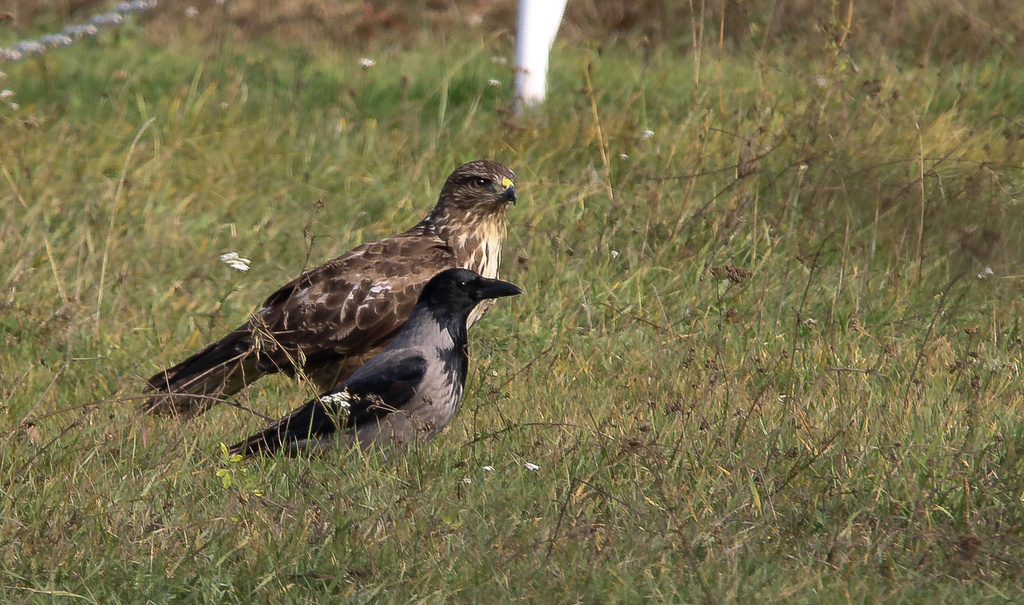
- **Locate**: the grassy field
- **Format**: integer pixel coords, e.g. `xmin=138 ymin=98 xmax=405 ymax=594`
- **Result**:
xmin=2 ymin=3 xmax=1024 ymax=602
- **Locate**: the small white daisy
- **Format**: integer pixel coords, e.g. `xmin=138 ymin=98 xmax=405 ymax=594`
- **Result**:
xmin=319 ymin=390 xmax=352 ymax=410
xmin=219 ymin=251 xmax=251 ymax=272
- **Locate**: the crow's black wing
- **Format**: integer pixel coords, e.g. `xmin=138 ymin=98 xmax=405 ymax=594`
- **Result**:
xmin=227 ymin=351 xmax=428 ymax=457
xmin=342 ymin=351 xmax=428 ymax=429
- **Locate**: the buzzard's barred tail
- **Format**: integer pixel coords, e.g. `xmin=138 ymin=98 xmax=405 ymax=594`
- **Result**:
xmin=227 ymin=398 xmax=338 ymax=457
xmin=143 ymin=336 xmax=255 ymax=417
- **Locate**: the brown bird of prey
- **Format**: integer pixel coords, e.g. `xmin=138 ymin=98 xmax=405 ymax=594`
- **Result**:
xmin=144 ymin=160 xmax=516 ymax=417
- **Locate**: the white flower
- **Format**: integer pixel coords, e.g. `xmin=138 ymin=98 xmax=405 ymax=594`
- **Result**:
xmin=641 ymin=129 xmax=654 ymax=139
xmin=359 ymin=58 xmax=376 ymax=69
xmin=610 ymin=250 xmax=620 ymax=259
xmin=524 ymin=462 xmax=540 ymax=471
xmin=488 ymin=79 xmax=501 ymax=87
xmin=319 ymin=390 xmax=352 ymax=410
xmin=185 ymin=6 xmax=199 ymax=18
xmin=219 ymin=251 xmax=251 ymax=272
xmin=977 ymin=267 xmax=994 ymax=280
xmin=0 ymin=89 xmax=14 ymax=99
xmin=483 ymin=466 xmax=494 ymax=472
xmin=619 ymin=153 xmax=629 ymax=160
xmin=460 ymin=478 xmax=472 ymax=485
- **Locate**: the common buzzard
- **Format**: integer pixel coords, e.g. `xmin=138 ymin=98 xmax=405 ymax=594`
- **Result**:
xmin=144 ymin=160 xmax=516 ymax=417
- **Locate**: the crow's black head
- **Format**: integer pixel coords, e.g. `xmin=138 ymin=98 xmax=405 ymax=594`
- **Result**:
xmin=437 ymin=160 xmax=517 ymax=212
xmin=418 ymin=268 xmax=522 ymax=316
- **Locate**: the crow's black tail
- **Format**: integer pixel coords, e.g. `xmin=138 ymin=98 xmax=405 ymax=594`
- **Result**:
xmin=227 ymin=397 xmax=339 ymax=457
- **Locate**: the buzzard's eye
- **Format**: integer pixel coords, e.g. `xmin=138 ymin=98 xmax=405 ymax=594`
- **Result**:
xmin=469 ymin=177 xmax=488 ymax=189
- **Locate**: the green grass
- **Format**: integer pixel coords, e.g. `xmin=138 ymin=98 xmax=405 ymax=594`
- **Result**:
xmin=2 ymin=11 xmax=1024 ymax=604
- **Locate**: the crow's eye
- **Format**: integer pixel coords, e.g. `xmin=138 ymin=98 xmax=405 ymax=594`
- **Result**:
xmin=469 ymin=177 xmax=488 ymax=189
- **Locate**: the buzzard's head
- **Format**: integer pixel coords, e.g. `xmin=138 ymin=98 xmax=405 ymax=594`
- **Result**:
xmin=437 ymin=160 xmax=517 ymax=214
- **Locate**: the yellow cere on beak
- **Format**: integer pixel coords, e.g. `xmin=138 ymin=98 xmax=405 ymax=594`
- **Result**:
xmin=502 ymin=177 xmax=514 ymax=189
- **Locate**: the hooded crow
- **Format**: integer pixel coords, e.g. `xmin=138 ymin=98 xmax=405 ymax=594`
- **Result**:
xmin=227 ymin=268 xmax=522 ymax=457
xmin=145 ymin=160 xmax=516 ymax=417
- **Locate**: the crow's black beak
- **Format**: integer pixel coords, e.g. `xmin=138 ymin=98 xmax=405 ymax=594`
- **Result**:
xmin=475 ymin=277 xmax=523 ymax=301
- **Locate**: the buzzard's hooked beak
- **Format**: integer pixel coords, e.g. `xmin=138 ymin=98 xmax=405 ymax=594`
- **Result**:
xmin=499 ymin=177 xmax=517 ymax=205
xmin=474 ymin=276 xmax=523 ymax=301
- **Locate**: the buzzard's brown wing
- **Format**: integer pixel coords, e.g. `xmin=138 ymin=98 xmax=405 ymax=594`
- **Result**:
xmin=252 ymin=233 xmax=457 ymax=366
xmin=144 ymin=233 xmax=458 ymax=416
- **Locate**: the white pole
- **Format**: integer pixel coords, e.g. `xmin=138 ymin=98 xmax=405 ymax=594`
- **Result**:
xmin=513 ymin=0 xmax=568 ymax=114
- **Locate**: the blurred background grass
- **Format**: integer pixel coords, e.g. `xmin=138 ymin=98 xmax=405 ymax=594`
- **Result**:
xmin=7 ymin=0 xmax=1024 ymax=65
xmin=2 ymin=1 xmax=1024 ymax=603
